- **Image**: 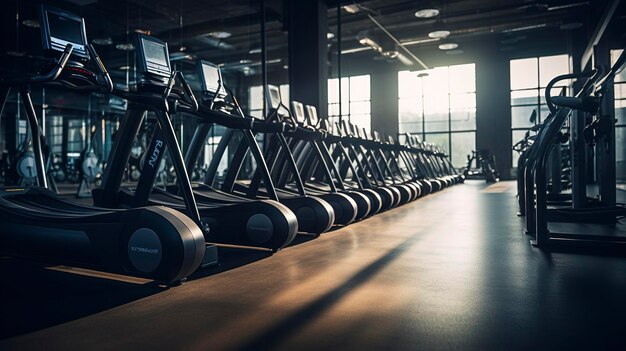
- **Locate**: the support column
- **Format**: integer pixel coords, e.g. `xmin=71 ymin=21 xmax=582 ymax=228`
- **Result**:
xmin=370 ymin=70 xmax=399 ymax=140
xmin=475 ymin=41 xmax=512 ymax=179
xmin=287 ymin=0 xmax=328 ymax=118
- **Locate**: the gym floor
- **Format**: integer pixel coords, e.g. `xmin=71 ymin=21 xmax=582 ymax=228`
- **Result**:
xmin=2 ymin=181 xmax=626 ymax=350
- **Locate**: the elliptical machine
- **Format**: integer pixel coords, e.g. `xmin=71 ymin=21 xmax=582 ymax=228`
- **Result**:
xmin=0 ymin=5 xmax=206 ymax=283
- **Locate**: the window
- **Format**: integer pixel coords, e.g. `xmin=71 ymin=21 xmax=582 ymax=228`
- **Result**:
xmin=612 ymin=49 xmax=626 ymax=182
xmin=398 ymin=63 xmax=476 ymax=167
xmin=510 ymin=54 xmax=571 ymax=166
xmin=328 ymin=75 xmax=371 ymax=133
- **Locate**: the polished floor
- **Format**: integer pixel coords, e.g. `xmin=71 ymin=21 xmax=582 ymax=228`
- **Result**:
xmin=2 ymin=181 xmax=626 ymax=350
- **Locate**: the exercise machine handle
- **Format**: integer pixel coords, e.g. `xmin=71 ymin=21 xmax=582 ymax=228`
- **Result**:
xmin=550 ymin=96 xmax=602 ymax=114
xmin=545 ymin=70 xmax=598 ymax=114
xmin=87 ymin=44 xmax=113 ymax=93
xmin=176 ymin=71 xmax=199 ymax=112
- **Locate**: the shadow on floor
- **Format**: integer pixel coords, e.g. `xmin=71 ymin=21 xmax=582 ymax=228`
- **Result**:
xmin=0 ymin=257 xmax=164 ymax=339
xmin=235 ymin=233 xmax=424 ymax=351
xmin=0 ymin=242 xmax=291 ymax=339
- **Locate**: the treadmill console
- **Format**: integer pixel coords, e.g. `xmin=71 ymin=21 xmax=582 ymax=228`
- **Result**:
xmin=40 ymin=5 xmax=89 ymax=59
xmin=136 ymin=34 xmax=172 ymax=89
xmin=266 ymin=85 xmax=282 ymax=110
xmin=291 ymin=101 xmax=307 ymax=125
xmin=39 ymin=6 xmax=111 ymax=91
xmin=197 ymin=60 xmax=227 ymax=99
xmin=304 ymin=105 xmax=319 ymax=128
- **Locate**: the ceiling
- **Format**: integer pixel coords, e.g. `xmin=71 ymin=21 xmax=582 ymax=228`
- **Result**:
xmin=5 ymin=0 xmax=626 ymax=80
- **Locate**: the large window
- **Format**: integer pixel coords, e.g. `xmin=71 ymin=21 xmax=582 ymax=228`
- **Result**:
xmin=612 ymin=49 xmax=626 ymax=181
xmin=510 ymin=54 xmax=571 ymax=166
xmin=328 ymin=75 xmax=371 ymax=133
xmin=398 ymin=63 xmax=476 ymax=167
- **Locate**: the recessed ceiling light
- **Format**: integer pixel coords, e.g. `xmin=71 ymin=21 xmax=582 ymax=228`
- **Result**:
xmin=327 ymin=32 xmax=335 ymax=39
xmin=115 ymin=43 xmax=135 ymax=51
xmin=249 ymin=47 xmax=261 ymax=54
xmin=134 ymin=29 xmax=151 ymax=35
xmin=283 ymin=65 xmax=289 ymax=69
xmin=118 ymin=65 xmax=130 ymax=71
xmin=438 ymin=43 xmax=459 ymax=50
xmin=343 ymin=4 xmax=360 ymax=13
xmin=428 ymin=30 xmax=450 ymax=39
xmin=445 ymin=49 xmax=464 ymax=55
xmin=22 ymin=19 xmax=40 ymax=28
xmin=207 ymin=31 xmax=231 ymax=39
xmin=415 ymin=9 xmax=440 ymax=18
xmin=559 ymin=22 xmax=583 ymax=30
xmin=92 ymin=37 xmax=113 ymax=45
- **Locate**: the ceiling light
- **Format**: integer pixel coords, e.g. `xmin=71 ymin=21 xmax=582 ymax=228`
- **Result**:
xmin=559 ymin=22 xmax=583 ymax=30
xmin=358 ymin=37 xmax=383 ymax=52
xmin=21 ymin=19 xmax=40 ymax=28
xmin=438 ymin=43 xmax=459 ymax=50
xmin=428 ymin=30 xmax=450 ymax=39
xmin=92 ymin=37 xmax=113 ymax=45
xmin=134 ymin=29 xmax=151 ymax=35
xmin=381 ymin=50 xmax=398 ymax=59
xmin=207 ymin=31 xmax=231 ymax=39
xmin=115 ymin=43 xmax=135 ymax=51
xmin=283 ymin=65 xmax=289 ymax=70
xmin=415 ymin=9 xmax=440 ymax=18
xmin=118 ymin=65 xmax=130 ymax=71
xmin=249 ymin=47 xmax=261 ymax=54
xmin=327 ymin=32 xmax=335 ymax=39
xmin=343 ymin=4 xmax=360 ymax=13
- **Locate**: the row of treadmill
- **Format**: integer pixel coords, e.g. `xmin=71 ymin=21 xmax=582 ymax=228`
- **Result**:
xmin=515 ymin=46 xmax=626 ymax=251
xmin=0 ymin=5 xmax=463 ymax=284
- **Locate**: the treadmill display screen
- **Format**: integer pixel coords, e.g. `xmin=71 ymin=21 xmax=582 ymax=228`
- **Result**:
xmin=143 ymin=38 xmax=169 ymax=68
xmin=292 ymin=102 xmax=305 ymax=123
xmin=48 ymin=12 xmax=84 ymax=44
xmin=201 ymin=63 xmax=221 ymax=93
xmin=305 ymin=105 xmax=318 ymax=127
xmin=268 ymin=85 xmax=281 ymax=109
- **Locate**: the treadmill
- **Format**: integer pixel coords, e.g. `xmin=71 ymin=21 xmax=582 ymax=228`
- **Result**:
xmin=0 ymin=5 xmax=205 ymax=284
xmin=254 ymin=88 xmax=361 ymax=225
xmin=93 ymin=36 xmax=298 ymax=251
xmin=302 ymin=105 xmax=384 ymax=216
xmin=278 ymin=100 xmax=373 ymax=220
xmin=182 ymin=64 xmax=335 ymax=234
xmin=312 ymin=117 xmax=394 ymax=212
xmin=331 ymin=121 xmax=400 ymax=210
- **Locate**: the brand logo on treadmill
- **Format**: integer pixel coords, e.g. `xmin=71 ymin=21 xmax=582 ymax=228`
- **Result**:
xmin=148 ymin=140 xmax=164 ymax=168
xmin=130 ymin=246 xmax=160 ymax=254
